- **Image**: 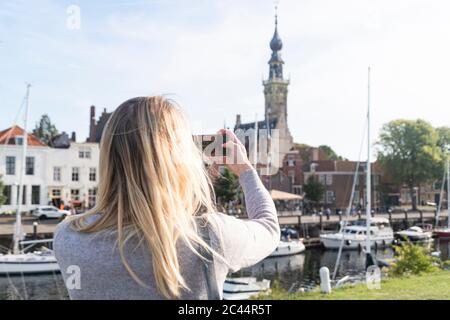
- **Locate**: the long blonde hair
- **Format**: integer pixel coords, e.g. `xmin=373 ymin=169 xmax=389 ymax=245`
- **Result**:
xmin=72 ymin=96 xmax=217 ymax=298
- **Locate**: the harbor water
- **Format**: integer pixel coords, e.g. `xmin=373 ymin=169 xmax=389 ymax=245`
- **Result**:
xmin=1 ymin=239 xmax=449 ymax=300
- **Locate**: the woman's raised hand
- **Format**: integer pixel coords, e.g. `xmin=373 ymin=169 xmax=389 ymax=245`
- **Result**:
xmin=217 ymin=128 xmax=253 ymax=177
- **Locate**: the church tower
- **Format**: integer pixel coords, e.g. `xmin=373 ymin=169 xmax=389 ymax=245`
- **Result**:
xmin=264 ymin=13 xmax=289 ymax=124
xmin=263 ymin=11 xmax=293 ymax=160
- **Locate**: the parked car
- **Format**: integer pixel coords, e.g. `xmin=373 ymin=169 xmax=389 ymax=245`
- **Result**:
xmin=32 ymin=206 xmax=72 ymax=220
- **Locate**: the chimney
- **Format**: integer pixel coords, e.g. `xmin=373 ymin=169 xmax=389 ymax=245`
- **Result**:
xmin=71 ymin=131 xmax=76 ymax=142
xmin=312 ymin=148 xmax=319 ymax=161
xmin=236 ymin=114 xmax=241 ymax=127
xmin=89 ymin=105 xmax=96 ymax=142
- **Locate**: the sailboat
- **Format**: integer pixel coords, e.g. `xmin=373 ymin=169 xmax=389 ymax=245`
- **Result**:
xmin=433 ymin=152 xmax=450 ymax=238
xmin=320 ymin=68 xmax=394 ymax=254
xmin=0 ymin=84 xmax=60 ymax=275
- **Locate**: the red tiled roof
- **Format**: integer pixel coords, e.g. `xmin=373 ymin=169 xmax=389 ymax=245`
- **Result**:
xmin=0 ymin=126 xmax=47 ymax=147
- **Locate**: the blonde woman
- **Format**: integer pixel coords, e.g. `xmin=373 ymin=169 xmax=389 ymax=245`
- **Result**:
xmin=54 ymin=96 xmax=280 ymax=300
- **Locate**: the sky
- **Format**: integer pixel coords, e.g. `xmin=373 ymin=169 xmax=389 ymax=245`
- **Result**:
xmin=0 ymin=0 xmax=449 ymax=160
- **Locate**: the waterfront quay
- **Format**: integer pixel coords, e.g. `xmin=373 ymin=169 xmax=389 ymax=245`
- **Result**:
xmin=0 ymin=210 xmax=447 ymax=248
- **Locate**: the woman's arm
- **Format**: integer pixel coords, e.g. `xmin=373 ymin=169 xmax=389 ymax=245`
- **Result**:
xmin=208 ymin=129 xmax=280 ymax=271
xmin=208 ymin=168 xmax=280 ymax=271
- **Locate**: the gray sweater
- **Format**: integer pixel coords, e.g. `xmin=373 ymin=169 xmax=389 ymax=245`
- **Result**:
xmin=54 ymin=169 xmax=280 ymax=300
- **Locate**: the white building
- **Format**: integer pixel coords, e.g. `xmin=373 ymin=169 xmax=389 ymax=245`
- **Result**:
xmin=45 ymin=142 xmax=99 ymax=211
xmin=0 ymin=126 xmax=99 ymax=213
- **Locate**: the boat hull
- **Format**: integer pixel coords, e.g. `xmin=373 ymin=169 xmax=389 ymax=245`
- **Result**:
xmin=320 ymin=235 xmax=394 ymax=250
xmin=395 ymin=233 xmax=432 ymax=242
xmin=433 ymin=229 xmax=450 ymax=239
xmin=269 ymin=240 xmax=305 ymax=257
xmin=0 ymin=253 xmax=60 ymax=275
xmin=223 ymin=278 xmax=271 ymax=300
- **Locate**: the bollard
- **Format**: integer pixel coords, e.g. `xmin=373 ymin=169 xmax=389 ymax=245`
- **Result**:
xmin=33 ymin=221 xmax=38 ymax=239
xmin=319 ymin=214 xmax=323 ymax=231
xmin=419 ymin=210 xmax=423 ymax=224
xmin=320 ymin=267 xmax=332 ymax=294
xmin=404 ymin=210 xmax=409 ymax=228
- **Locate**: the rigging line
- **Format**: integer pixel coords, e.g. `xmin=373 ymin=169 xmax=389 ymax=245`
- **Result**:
xmin=332 ymin=118 xmax=368 ymax=281
xmin=1 ymin=89 xmax=28 ymax=149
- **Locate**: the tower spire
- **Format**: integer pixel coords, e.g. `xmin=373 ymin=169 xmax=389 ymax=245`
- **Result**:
xmin=268 ymin=4 xmax=284 ymax=80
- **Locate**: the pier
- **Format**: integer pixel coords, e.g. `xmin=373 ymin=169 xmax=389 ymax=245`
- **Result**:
xmin=0 ymin=210 xmax=447 ymax=245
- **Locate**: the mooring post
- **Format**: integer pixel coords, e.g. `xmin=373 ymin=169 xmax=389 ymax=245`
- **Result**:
xmin=320 ymin=266 xmax=332 ymax=294
xmin=404 ymin=210 xmax=408 ymax=228
xmin=388 ymin=210 xmax=392 ymax=224
xmin=319 ymin=214 xmax=323 ymax=231
xmin=419 ymin=210 xmax=423 ymax=224
xmin=33 ymin=221 xmax=38 ymax=239
xmin=297 ymin=215 xmax=303 ymax=237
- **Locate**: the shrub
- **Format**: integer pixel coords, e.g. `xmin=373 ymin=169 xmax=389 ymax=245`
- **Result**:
xmin=389 ymin=242 xmax=440 ymax=277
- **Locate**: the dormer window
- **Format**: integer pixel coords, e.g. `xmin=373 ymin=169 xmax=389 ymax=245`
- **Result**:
xmin=79 ymin=148 xmax=92 ymax=159
xmin=15 ymin=136 xmax=24 ymax=145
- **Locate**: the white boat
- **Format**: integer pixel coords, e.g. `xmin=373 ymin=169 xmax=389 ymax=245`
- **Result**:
xmin=0 ymin=250 xmax=59 ymax=275
xmin=396 ymin=226 xmax=433 ymax=242
xmin=269 ymin=239 xmax=305 ymax=257
xmin=0 ymin=85 xmax=60 ymax=276
xmin=320 ymin=217 xmax=394 ymax=250
xmin=223 ymin=277 xmax=271 ymax=300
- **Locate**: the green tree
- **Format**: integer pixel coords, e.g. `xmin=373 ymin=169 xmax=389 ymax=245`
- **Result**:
xmin=377 ymin=119 xmax=444 ymax=210
xmin=390 ymin=242 xmax=439 ymax=277
xmin=436 ymin=126 xmax=450 ymax=152
xmin=318 ymin=145 xmax=344 ymax=161
xmin=33 ymin=114 xmax=59 ymax=145
xmin=303 ymin=175 xmax=325 ymax=208
xmin=213 ymin=167 xmax=241 ymax=205
xmin=0 ymin=175 xmax=6 ymax=206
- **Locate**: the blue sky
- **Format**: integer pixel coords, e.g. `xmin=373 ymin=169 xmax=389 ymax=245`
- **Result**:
xmin=1 ymin=0 xmax=449 ymax=160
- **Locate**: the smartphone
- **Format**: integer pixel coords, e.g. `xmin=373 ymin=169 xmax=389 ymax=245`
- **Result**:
xmin=201 ymin=133 xmax=228 ymax=157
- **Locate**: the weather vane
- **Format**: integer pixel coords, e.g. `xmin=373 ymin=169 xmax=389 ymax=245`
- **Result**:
xmin=274 ymin=0 xmax=280 ymax=23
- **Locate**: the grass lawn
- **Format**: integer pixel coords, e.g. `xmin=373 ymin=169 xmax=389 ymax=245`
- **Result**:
xmin=258 ymin=270 xmax=450 ymax=300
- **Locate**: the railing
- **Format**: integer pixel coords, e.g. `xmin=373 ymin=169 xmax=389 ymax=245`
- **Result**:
xmin=277 ymin=210 xmax=302 ymax=217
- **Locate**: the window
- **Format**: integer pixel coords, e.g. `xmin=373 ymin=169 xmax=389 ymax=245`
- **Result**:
xmin=318 ymin=174 xmax=326 ymax=185
xmin=326 ymin=174 xmax=333 ymax=186
xmin=79 ymin=148 xmax=92 ymax=159
xmin=293 ymin=186 xmax=303 ymax=195
xmin=52 ymin=189 xmax=61 ymax=197
xmin=71 ymin=189 xmax=80 ymax=201
xmin=15 ymin=136 xmax=24 ymax=145
xmin=326 ymin=190 xmax=335 ymax=204
xmin=3 ymin=185 xmax=11 ymax=205
xmin=31 ymin=185 xmax=40 ymax=205
xmin=72 ymin=167 xmax=79 ymax=181
xmin=288 ymin=171 xmax=295 ymax=184
xmin=26 ymin=157 xmax=35 ymax=175
xmin=53 ymin=167 xmax=61 ymax=182
xmin=88 ymin=188 xmax=97 ymax=208
xmin=6 ymin=156 xmax=15 ymax=175
xmin=89 ymin=167 xmax=96 ymax=182
xmin=287 ymin=159 xmax=296 ymax=167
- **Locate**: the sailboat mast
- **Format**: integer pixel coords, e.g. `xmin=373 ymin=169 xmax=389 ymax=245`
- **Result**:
xmin=447 ymin=152 xmax=450 ymax=229
xmin=253 ymin=113 xmax=258 ymax=166
xmin=13 ymin=83 xmax=31 ymax=255
xmin=366 ymin=67 xmax=371 ymax=255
